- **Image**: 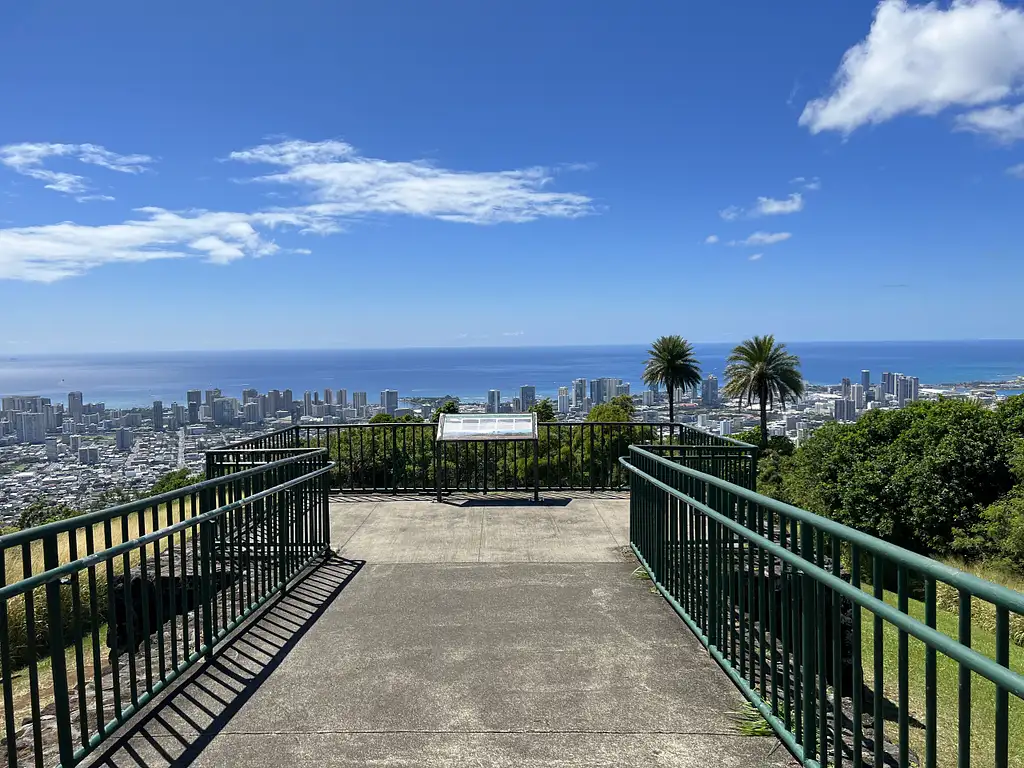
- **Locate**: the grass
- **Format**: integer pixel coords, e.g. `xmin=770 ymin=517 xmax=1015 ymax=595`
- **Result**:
xmin=729 ymin=702 xmax=774 ymax=737
xmin=864 ymin=585 xmax=1024 ymax=768
xmin=2 ymin=498 xmax=198 ymax=670
xmin=936 ymin=558 xmax=1024 ymax=647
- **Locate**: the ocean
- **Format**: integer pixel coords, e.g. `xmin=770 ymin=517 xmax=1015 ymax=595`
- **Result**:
xmin=1 ymin=341 xmax=1023 ymax=409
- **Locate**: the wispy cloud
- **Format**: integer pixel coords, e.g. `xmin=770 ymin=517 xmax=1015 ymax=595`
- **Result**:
xmin=1007 ymin=162 xmax=1024 ymax=178
xmin=791 ymin=176 xmax=821 ymax=191
xmin=749 ymin=253 xmax=763 ymax=261
xmin=704 ymin=234 xmax=719 ymax=244
xmin=0 ymin=137 xmax=595 ymax=282
xmin=753 ymin=193 xmax=803 ymax=216
xmin=0 ymin=142 xmax=154 ymax=197
xmin=799 ymin=0 xmax=1024 ymax=138
xmin=229 ymin=138 xmax=594 ymax=225
xmin=502 ymin=330 xmax=524 ymax=337
xmin=955 ymin=102 xmax=1024 ymax=143
xmin=731 ymin=231 xmax=792 ymax=246
xmin=718 ymin=206 xmax=742 ymax=221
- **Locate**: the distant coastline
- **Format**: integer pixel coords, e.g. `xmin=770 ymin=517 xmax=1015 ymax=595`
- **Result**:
xmin=2 ymin=340 xmax=1023 ymax=409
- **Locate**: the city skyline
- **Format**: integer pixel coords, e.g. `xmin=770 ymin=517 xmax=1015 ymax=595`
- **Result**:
xmin=4 ymin=1 xmax=1024 ymax=350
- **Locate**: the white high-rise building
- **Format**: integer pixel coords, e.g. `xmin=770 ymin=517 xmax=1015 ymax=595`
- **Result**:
xmin=719 ymin=419 xmax=732 ymax=435
xmin=851 ymin=383 xmax=865 ymax=410
xmin=557 ymin=387 xmax=570 ymax=414
xmin=381 ymin=389 xmax=399 ymax=415
xmin=352 ymin=392 xmax=367 ymax=411
xmin=487 ymin=390 xmax=501 ymax=413
xmin=303 ymin=390 xmax=313 ymax=416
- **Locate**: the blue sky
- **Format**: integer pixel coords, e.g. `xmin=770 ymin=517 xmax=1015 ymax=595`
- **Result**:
xmin=1 ymin=0 xmax=1023 ymax=352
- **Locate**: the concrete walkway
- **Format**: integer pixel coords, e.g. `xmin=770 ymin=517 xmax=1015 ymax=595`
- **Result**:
xmin=83 ymin=496 xmax=792 ymax=767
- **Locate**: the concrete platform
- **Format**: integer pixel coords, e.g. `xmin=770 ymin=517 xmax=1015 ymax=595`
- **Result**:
xmin=83 ymin=497 xmax=793 ymax=767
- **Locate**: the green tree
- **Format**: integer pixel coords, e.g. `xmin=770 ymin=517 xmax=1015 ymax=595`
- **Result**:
xmin=722 ymin=335 xmax=804 ymax=450
xmin=732 ymin=426 xmax=795 ymax=456
xmin=609 ymin=394 xmax=636 ymax=418
xmin=529 ymin=397 xmax=556 ymax=422
xmin=19 ymin=500 xmax=80 ymax=529
xmin=587 ymin=402 xmax=631 ymax=423
xmin=369 ymin=413 xmax=396 ymax=423
xmin=150 ymin=468 xmax=200 ymax=495
xmin=642 ymin=335 xmax=702 ymax=424
xmin=432 ymin=399 xmax=460 ymax=422
xmin=784 ymin=400 xmax=1012 ymax=554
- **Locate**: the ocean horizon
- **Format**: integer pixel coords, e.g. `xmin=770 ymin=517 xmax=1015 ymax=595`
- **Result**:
xmin=2 ymin=340 xmax=1023 ymax=409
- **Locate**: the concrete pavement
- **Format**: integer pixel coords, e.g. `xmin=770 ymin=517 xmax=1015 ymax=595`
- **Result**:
xmin=82 ymin=496 xmax=792 ymax=767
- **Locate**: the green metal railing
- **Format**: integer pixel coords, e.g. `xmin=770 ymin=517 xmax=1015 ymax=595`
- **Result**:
xmin=230 ymin=422 xmax=755 ymax=493
xmin=0 ymin=448 xmax=332 ymax=767
xmin=622 ymin=445 xmax=1024 ymax=768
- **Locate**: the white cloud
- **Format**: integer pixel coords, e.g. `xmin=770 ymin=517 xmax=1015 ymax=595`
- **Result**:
xmin=1007 ymin=162 xmax=1024 ymax=178
xmin=75 ymin=194 xmax=115 ymax=203
xmin=501 ymin=331 xmax=524 ymax=337
xmin=955 ymin=102 xmax=1024 ymax=142
xmin=734 ymin=231 xmax=792 ymax=246
xmin=0 ymin=142 xmax=154 ymax=197
xmin=704 ymin=234 xmax=719 ymax=244
xmin=791 ymin=176 xmax=822 ymax=191
xmin=749 ymin=253 xmax=763 ymax=261
xmin=754 ymin=193 xmax=803 ymax=216
xmin=229 ymin=138 xmax=594 ymax=225
xmin=719 ymin=206 xmax=742 ymax=221
xmin=0 ymin=137 xmax=594 ymax=282
xmin=800 ymin=0 xmax=1024 ymax=135
xmin=0 ymin=207 xmax=311 ymax=282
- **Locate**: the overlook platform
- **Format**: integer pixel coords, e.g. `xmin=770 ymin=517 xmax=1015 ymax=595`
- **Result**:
xmin=80 ymin=495 xmax=790 ymax=767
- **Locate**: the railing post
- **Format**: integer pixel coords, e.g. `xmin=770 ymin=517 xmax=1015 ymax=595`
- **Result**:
xmin=589 ymin=424 xmax=595 ymax=494
xmin=43 ymin=533 xmax=76 ymax=767
xmin=199 ymin=486 xmax=216 ymax=655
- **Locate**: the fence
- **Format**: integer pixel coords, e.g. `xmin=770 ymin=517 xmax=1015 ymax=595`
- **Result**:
xmin=228 ymin=422 xmax=755 ymax=494
xmin=0 ymin=448 xmax=332 ymax=767
xmin=621 ymin=445 xmax=1024 ymax=768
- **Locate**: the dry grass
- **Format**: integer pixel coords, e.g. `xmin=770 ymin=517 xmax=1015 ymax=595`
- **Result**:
xmin=2 ymin=498 xmax=199 ymax=670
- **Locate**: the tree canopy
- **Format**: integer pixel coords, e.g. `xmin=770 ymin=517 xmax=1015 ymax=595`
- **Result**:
xmin=529 ymin=397 xmax=556 ymax=422
xmin=642 ymin=335 xmax=701 ymax=423
xmin=722 ymin=335 xmax=803 ymax=449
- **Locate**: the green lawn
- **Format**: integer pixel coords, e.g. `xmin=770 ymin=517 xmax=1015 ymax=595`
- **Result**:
xmin=864 ymin=587 xmax=1024 ymax=768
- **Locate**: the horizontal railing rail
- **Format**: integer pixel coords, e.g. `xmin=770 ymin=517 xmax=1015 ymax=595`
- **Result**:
xmin=621 ymin=445 xmax=1024 ymax=768
xmin=0 ymin=449 xmax=333 ymax=767
xmin=267 ymin=421 xmax=756 ymax=494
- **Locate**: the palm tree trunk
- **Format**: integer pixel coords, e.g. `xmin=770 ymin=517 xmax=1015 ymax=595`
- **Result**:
xmin=759 ymin=384 xmax=768 ymax=449
xmin=668 ymin=386 xmax=675 ymax=424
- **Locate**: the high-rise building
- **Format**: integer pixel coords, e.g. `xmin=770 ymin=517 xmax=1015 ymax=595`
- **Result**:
xmin=910 ymin=377 xmax=920 ymax=402
xmin=834 ymin=399 xmax=857 ymax=422
xmin=338 ymin=389 xmax=348 ymax=408
xmin=572 ymin=379 xmax=586 ymax=408
xmin=557 ymin=387 xmax=570 ymax=414
xmin=487 ymin=390 xmax=501 ymax=414
xmin=861 ymin=370 xmax=871 ymax=391
xmin=78 ymin=446 xmax=99 ymax=465
xmin=45 ymin=436 xmax=58 ymax=461
xmin=642 ymin=390 xmax=655 ymax=407
xmin=519 ymin=385 xmax=536 ymax=412
xmin=15 ymin=412 xmax=45 ymax=444
xmin=244 ymin=401 xmax=261 ymax=424
xmin=841 ymin=377 xmax=851 ymax=399
xmin=701 ymin=375 xmax=719 ymax=407
xmin=381 ymin=389 xmax=399 ymax=416
xmin=719 ymin=419 xmax=733 ymax=436
xmin=187 ymin=389 xmax=202 ymax=424
xmin=303 ymin=391 xmax=313 ymax=416
xmin=205 ymin=389 xmax=221 ymax=410
xmin=324 ymin=388 xmax=334 ymax=406
xmin=589 ymin=379 xmax=603 ymax=405
xmin=116 ymin=427 xmax=134 ymax=451
xmin=241 ymin=388 xmax=258 ymax=404
xmin=213 ymin=398 xmax=238 ymax=426
xmin=282 ymin=389 xmax=294 ymax=411
xmin=851 ymin=384 xmax=865 ymax=410
xmin=352 ymin=392 xmax=367 ymax=411
xmin=68 ymin=391 xmax=84 ymax=422
xmin=874 ymin=384 xmax=887 ymax=403
xmin=153 ymin=400 xmax=164 ymax=432
xmin=616 ymin=382 xmax=630 ymax=397
xmin=513 ymin=396 xmax=522 ymax=411
xmin=882 ymin=372 xmax=895 ymax=395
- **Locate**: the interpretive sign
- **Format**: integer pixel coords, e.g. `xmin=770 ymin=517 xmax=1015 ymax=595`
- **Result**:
xmin=435 ymin=412 xmax=540 ymax=501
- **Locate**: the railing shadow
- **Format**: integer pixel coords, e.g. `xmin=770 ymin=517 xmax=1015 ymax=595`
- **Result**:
xmin=81 ymin=554 xmax=364 ymax=767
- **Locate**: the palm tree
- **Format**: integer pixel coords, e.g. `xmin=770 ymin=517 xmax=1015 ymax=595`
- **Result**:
xmin=722 ymin=335 xmax=804 ymax=449
xmin=642 ymin=335 xmax=702 ymax=425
